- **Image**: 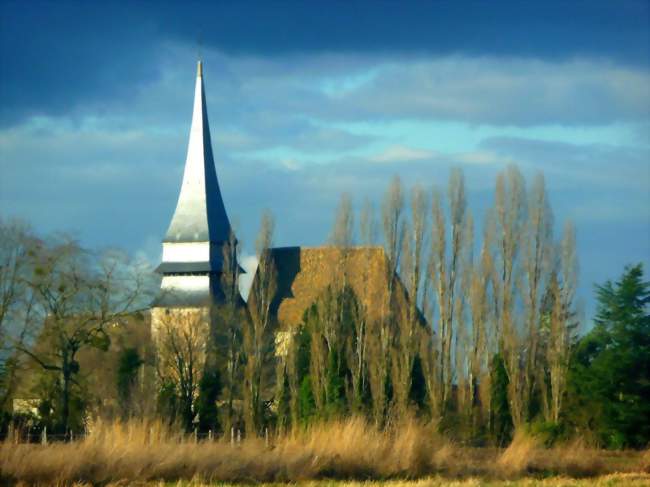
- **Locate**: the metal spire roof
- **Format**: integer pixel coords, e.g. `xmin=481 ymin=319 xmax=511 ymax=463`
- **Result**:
xmin=163 ymin=61 xmax=232 ymax=244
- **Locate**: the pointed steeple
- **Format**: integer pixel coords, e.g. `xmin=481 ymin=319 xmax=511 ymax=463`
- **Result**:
xmin=164 ymin=60 xmax=231 ymax=244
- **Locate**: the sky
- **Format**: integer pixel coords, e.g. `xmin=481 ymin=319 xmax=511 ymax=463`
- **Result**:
xmin=0 ymin=0 xmax=649 ymax=320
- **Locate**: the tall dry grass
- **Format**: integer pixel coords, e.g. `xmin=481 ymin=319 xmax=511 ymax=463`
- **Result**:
xmin=40 ymin=474 xmax=650 ymax=487
xmin=497 ymin=431 xmax=604 ymax=478
xmin=641 ymin=449 xmax=650 ymax=473
xmin=0 ymin=418 xmax=644 ymax=486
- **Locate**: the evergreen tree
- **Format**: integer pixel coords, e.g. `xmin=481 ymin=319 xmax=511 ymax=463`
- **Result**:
xmin=196 ymin=367 xmax=221 ymax=433
xmin=276 ymin=369 xmax=291 ymax=432
xmin=156 ymin=381 xmax=178 ymax=426
xmin=567 ymin=264 xmax=650 ymax=448
xmin=298 ymin=376 xmax=316 ymax=424
xmin=490 ymin=353 xmax=513 ymax=446
xmin=116 ymin=348 xmax=143 ymax=417
xmin=325 ymin=349 xmax=346 ymax=417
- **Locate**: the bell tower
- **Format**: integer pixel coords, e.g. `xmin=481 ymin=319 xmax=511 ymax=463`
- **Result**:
xmin=152 ymin=61 xmax=238 ymax=312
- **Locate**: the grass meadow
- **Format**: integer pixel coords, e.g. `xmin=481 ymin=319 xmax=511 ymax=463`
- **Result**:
xmin=1 ymin=418 xmax=649 ymax=486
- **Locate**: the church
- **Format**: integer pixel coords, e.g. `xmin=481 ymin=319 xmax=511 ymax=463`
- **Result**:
xmin=150 ymin=61 xmax=421 ymax=344
xmin=11 ymin=61 xmax=426 ymax=429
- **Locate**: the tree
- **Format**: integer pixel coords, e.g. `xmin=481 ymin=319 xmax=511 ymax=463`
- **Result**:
xmin=544 ymin=222 xmax=578 ymax=424
xmin=464 ymin=235 xmax=492 ymax=436
xmin=116 ymin=347 xmax=143 ymax=418
xmin=367 ymin=176 xmax=405 ymax=425
xmin=154 ymin=308 xmax=210 ymax=431
xmin=195 ymin=367 xmax=221 ymax=433
xmin=214 ymin=229 xmax=245 ymax=433
xmin=244 ymin=211 xmax=277 ymax=435
xmin=329 ymin=194 xmax=355 ymax=411
xmin=20 ymin=241 xmax=149 ymax=434
xmin=490 ymin=353 xmax=513 ymax=446
xmin=392 ymin=184 xmax=428 ymax=417
xmin=349 ymin=197 xmax=376 ymax=412
xmin=489 ymin=165 xmax=527 ymax=427
xmin=285 ymin=320 xmax=313 ymax=427
xmin=567 ymin=263 xmax=649 ymax=448
xmin=521 ymin=173 xmax=554 ymax=422
xmin=428 ymin=169 xmax=470 ymax=415
xmin=0 ymin=219 xmax=40 ymax=414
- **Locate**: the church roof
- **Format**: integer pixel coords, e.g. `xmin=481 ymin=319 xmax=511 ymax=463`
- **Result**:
xmin=248 ymin=246 xmax=426 ymax=329
xmin=163 ymin=61 xmax=232 ymax=244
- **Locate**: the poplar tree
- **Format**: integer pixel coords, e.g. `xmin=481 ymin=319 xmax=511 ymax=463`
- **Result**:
xmin=244 ymin=211 xmax=277 ymax=435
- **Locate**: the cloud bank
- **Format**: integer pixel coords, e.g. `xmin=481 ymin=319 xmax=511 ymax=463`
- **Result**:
xmin=1 ymin=44 xmax=648 ymax=318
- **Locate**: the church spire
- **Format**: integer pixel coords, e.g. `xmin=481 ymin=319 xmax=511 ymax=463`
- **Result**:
xmin=153 ymin=61 xmax=239 ymax=309
xmin=163 ymin=60 xmax=232 ymax=245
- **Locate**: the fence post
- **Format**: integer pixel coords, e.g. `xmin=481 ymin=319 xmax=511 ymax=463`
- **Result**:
xmin=194 ymin=427 xmax=198 ymax=443
xmin=237 ymin=428 xmax=241 ymax=445
xmin=208 ymin=429 xmax=213 ymax=442
xmin=41 ymin=426 xmax=47 ymax=445
xmin=230 ymin=426 xmax=234 ymax=447
xmin=265 ymin=427 xmax=269 ymax=448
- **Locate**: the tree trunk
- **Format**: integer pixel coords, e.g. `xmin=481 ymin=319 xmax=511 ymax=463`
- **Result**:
xmin=61 ymin=351 xmax=71 ymax=436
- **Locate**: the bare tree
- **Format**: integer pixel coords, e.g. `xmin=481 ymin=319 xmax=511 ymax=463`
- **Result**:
xmin=423 ymin=189 xmax=444 ymax=420
xmin=327 ymin=193 xmax=355 ymax=409
xmin=0 ymin=219 xmax=40 ymax=412
xmin=428 ymin=168 xmax=469 ymax=414
xmin=490 ymin=165 xmax=527 ymax=427
xmin=545 ymin=221 xmax=577 ymax=423
xmin=215 ymin=229 xmax=245 ymax=433
xmin=330 ymin=193 xmax=355 ymax=250
xmin=456 ymin=211 xmax=475 ymax=422
xmin=348 ymin=198 xmax=377 ymax=411
xmin=521 ymin=173 xmax=554 ymax=421
xmin=244 ymin=211 xmax=277 ymax=435
xmin=155 ymin=308 xmax=210 ymax=430
xmin=391 ymin=185 xmax=428 ymax=417
xmin=20 ymin=241 xmax=149 ymax=433
xmin=359 ymin=198 xmax=378 ymax=250
xmin=382 ymin=176 xmax=406 ymax=278
xmin=368 ymin=175 xmax=405 ymax=424
xmin=466 ymin=233 xmax=493 ymax=430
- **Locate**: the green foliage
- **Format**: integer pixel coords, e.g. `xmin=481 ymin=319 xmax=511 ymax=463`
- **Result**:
xmin=566 ymin=263 xmax=650 ymax=448
xmin=116 ymin=348 xmax=142 ymax=414
xmin=195 ymin=367 xmax=221 ymax=433
xmin=529 ymin=420 xmax=566 ymax=447
xmin=156 ymin=380 xmax=177 ymax=426
xmin=298 ymin=375 xmax=316 ymax=424
xmin=295 ymin=325 xmax=311 ymax=380
xmin=89 ymin=331 xmax=111 ymax=352
xmin=276 ymin=369 xmax=291 ymax=432
xmin=31 ymin=371 xmax=86 ymax=434
xmin=409 ymin=355 xmax=427 ymax=411
xmin=325 ymin=349 xmax=346 ymax=417
xmin=490 ymin=353 xmax=513 ymax=446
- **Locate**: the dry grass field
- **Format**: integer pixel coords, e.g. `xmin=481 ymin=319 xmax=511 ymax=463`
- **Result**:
xmin=25 ymin=475 xmax=650 ymax=487
xmin=2 ymin=418 xmax=648 ymax=486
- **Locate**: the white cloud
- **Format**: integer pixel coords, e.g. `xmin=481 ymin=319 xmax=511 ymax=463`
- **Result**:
xmin=321 ymin=58 xmax=650 ymax=126
xmin=455 ymin=150 xmax=509 ymax=166
xmin=280 ymin=158 xmax=302 ymax=171
xmin=370 ymin=144 xmax=436 ymax=163
xmin=2 ymin=43 xmax=648 ymax=317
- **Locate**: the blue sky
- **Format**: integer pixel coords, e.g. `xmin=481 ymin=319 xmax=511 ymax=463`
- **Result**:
xmin=0 ymin=0 xmax=648 ymax=319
